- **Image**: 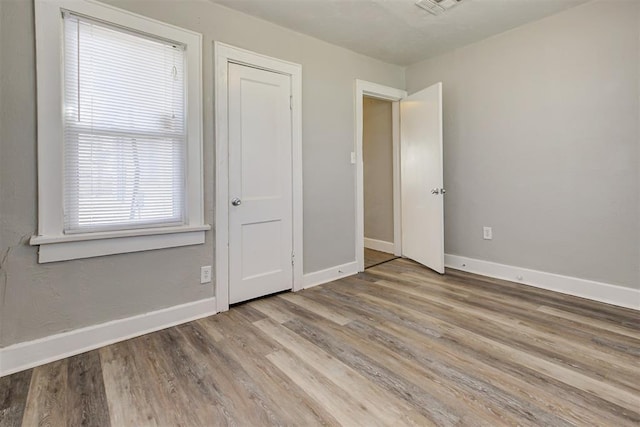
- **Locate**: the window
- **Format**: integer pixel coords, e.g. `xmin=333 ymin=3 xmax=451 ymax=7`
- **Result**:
xmin=31 ymin=0 xmax=208 ymax=263
xmin=63 ymin=14 xmax=186 ymax=233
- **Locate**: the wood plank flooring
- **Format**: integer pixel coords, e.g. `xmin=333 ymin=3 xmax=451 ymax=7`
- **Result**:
xmin=364 ymin=248 xmax=397 ymax=268
xmin=1 ymin=258 xmax=639 ymax=426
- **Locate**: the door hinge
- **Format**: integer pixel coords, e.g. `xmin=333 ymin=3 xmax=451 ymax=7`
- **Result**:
xmin=290 ymin=95 xmax=293 ymax=110
xmin=291 ymin=252 xmax=295 ymax=266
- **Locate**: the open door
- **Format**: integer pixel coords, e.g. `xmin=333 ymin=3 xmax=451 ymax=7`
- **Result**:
xmin=400 ymin=82 xmax=444 ymax=274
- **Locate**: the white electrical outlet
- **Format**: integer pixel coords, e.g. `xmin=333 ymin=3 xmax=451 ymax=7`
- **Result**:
xmin=200 ymin=266 xmax=212 ymax=284
xmin=483 ymin=227 xmax=492 ymax=240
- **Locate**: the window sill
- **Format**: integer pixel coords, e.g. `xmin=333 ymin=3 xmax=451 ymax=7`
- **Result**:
xmin=30 ymin=224 xmax=211 ymax=263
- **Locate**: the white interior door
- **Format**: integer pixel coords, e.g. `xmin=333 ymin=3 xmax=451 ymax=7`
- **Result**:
xmin=228 ymin=63 xmax=293 ymax=304
xmin=400 ymin=82 xmax=445 ymax=274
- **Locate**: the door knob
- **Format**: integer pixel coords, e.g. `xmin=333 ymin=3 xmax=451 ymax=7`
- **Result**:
xmin=231 ymin=198 xmax=242 ymax=206
xmin=431 ymin=188 xmax=439 ymax=195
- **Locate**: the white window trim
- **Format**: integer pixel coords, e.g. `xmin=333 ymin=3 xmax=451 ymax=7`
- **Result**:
xmin=31 ymin=0 xmax=208 ymax=263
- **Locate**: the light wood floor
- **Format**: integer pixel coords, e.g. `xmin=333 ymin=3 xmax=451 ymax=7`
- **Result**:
xmin=1 ymin=259 xmax=639 ymax=426
xmin=364 ymin=247 xmax=397 ymax=268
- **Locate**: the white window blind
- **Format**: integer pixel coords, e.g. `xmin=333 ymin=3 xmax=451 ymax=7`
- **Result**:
xmin=63 ymin=12 xmax=187 ymax=233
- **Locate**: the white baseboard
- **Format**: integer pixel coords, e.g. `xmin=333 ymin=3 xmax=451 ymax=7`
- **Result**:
xmin=445 ymin=254 xmax=639 ymax=310
xmin=302 ymin=261 xmax=359 ymax=290
xmin=0 ymin=297 xmax=217 ymax=377
xmin=363 ymin=238 xmax=394 ymax=254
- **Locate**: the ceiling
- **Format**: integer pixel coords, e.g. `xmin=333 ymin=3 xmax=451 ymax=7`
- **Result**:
xmin=213 ymin=0 xmax=590 ymax=66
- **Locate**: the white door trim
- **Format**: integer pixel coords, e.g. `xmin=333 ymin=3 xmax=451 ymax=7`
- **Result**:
xmin=355 ymin=80 xmax=407 ymax=272
xmin=215 ymin=42 xmax=303 ymax=312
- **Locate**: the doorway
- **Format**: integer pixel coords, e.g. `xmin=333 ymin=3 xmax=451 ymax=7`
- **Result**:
xmin=215 ymin=43 xmax=303 ymax=312
xmin=355 ymin=79 xmax=445 ymax=274
xmin=362 ymin=96 xmax=399 ymax=269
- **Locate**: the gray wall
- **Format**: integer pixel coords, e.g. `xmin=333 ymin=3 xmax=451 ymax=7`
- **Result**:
xmin=0 ymin=0 xmax=404 ymax=347
xmin=0 ymin=0 xmax=3 ymax=256
xmin=406 ymin=0 xmax=640 ymax=289
xmin=363 ymin=97 xmax=394 ymax=244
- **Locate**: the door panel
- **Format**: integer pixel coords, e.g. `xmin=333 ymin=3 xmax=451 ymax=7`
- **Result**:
xmin=400 ymin=82 xmax=444 ymax=273
xmin=228 ymin=63 xmax=293 ymax=304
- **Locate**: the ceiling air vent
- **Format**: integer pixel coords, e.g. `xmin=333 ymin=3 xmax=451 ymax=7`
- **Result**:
xmin=415 ymin=0 xmax=462 ymax=16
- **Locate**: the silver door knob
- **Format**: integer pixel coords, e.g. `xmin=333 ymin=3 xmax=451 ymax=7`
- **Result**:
xmin=231 ymin=198 xmax=242 ymax=206
xmin=431 ymin=188 xmax=439 ymax=194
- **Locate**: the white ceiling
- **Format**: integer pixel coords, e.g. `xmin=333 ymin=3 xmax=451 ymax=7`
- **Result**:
xmin=213 ymin=0 xmax=590 ymax=65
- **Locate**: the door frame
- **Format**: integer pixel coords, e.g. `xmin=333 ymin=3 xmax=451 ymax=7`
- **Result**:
xmin=355 ymin=80 xmax=407 ymax=272
xmin=215 ymin=42 xmax=303 ymax=312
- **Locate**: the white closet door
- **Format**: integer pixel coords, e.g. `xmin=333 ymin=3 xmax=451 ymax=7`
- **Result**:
xmin=228 ymin=63 xmax=293 ymax=303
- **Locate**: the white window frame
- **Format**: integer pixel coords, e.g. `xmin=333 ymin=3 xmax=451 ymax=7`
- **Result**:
xmin=31 ymin=0 xmax=208 ymax=263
